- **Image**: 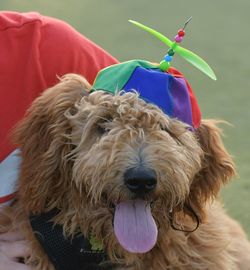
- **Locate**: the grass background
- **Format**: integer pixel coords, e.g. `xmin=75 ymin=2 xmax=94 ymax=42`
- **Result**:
xmin=1 ymin=0 xmax=250 ymax=235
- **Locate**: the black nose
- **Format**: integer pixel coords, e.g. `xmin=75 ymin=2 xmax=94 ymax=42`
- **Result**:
xmin=124 ymin=167 xmax=157 ymax=195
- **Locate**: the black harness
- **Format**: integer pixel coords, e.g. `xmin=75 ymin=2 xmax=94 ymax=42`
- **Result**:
xmin=29 ymin=210 xmax=110 ymax=270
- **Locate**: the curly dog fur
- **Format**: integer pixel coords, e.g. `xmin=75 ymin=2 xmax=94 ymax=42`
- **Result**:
xmin=1 ymin=74 xmax=250 ymax=269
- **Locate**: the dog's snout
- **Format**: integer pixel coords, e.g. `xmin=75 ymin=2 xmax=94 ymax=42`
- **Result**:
xmin=124 ymin=167 xmax=157 ymax=195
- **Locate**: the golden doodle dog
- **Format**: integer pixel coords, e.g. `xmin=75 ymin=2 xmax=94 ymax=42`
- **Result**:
xmin=1 ymin=73 xmax=250 ymax=270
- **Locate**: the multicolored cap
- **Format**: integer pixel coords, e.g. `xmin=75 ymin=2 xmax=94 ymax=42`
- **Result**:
xmin=91 ymin=19 xmax=217 ymax=129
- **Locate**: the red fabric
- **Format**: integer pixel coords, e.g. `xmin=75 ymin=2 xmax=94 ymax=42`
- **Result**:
xmin=0 ymin=192 xmax=16 ymax=204
xmin=0 ymin=11 xmax=118 ymax=162
xmin=168 ymin=67 xmax=201 ymax=129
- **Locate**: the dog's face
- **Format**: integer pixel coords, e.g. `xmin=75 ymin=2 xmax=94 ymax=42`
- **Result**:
xmin=71 ymin=89 xmax=202 ymax=207
xmin=15 ymin=74 xmax=235 ymax=259
xmin=69 ymin=88 xmax=203 ymax=253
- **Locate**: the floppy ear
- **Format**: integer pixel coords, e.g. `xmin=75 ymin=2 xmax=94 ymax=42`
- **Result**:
xmin=185 ymin=119 xmax=236 ymax=221
xmin=14 ymin=74 xmax=90 ymax=214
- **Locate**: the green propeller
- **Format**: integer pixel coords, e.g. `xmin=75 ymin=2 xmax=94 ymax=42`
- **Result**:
xmin=129 ymin=19 xmax=217 ymax=81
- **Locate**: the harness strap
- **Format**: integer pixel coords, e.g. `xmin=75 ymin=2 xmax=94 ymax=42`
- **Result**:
xmin=30 ymin=209 xmax=106 ymax=270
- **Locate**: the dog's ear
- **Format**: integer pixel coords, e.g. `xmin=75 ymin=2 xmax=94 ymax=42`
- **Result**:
xmin=14 ymin=74 xmax=90 ymax=214
xmin=185 ymin=119 xmax=236 ymax=221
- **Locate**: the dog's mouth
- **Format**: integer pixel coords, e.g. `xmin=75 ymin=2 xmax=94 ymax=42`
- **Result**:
xmin=113 ymin=199 xmax=158 ymax=254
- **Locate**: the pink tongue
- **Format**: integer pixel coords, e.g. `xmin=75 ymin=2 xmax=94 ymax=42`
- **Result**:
xmin=114 ymin=200 xmax=158 ymax=253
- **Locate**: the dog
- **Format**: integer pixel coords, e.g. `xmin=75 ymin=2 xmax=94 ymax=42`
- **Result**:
xmin=1 ymin=74 xmax=250 ymax=269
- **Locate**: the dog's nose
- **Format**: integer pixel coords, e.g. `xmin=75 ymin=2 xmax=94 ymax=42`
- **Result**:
xmin=124 ymin=167 xmax=157 ymax=195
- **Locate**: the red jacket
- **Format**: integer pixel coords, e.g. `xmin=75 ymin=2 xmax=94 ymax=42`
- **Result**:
xmin=0 ymin=11 xmax=118 ymax=204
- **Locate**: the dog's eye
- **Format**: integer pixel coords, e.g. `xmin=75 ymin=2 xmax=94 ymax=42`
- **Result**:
xmin=160 ymin=125 xmax=172 ymax=134
xmin=96 ymin=117 xmax=112 ymax=135
xmin=161 ymin=125 xmax=183 ymax=145
xmin=97 ymin=123 xmax=107 ymax=134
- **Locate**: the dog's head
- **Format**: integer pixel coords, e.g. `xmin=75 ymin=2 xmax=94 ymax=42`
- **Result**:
xmin=15 ymin=74 xmax=235 ymax=259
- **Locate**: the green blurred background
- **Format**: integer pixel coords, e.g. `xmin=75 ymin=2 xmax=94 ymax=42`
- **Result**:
xmin=1 ymin=0 xmax=250 ymax=235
